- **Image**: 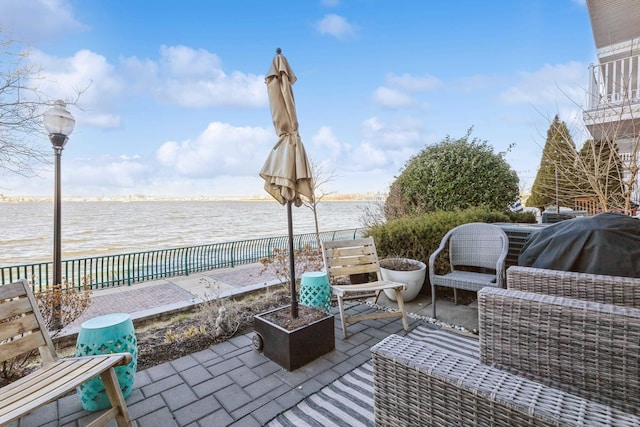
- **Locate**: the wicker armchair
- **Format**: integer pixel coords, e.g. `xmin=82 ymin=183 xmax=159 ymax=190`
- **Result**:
xmin=371 ymin=287 xmax=640 ymax=426
xmin=429 ymin=222 xmax=508 ymax=318
xmin=506 ymin=265 xmax=640 ymax=308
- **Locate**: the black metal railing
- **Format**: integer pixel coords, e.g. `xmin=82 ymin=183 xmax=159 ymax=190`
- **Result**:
xmin=1 ymin=228 xmax=364 ymax=292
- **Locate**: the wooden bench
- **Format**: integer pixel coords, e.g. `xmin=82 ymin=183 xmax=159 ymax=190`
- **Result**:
xmin=0 ymin=279 xmax=133 ymax=426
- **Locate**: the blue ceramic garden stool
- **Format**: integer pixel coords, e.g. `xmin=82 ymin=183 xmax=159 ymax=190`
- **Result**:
xmin=75 ymin=313 xmax=137 ymax=411
xmin=300 ymin=271 xmax=332 ymax=313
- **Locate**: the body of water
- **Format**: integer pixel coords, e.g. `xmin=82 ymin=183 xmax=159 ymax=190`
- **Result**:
xmin=1 ymin=200 xmax=374 ymax=266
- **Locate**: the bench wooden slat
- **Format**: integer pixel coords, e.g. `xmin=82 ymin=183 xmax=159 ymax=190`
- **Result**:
xmin=0 ymin=331 xmax=47 ymax=363
xmin=0 ymin=297 xmax=33 ymax=322
xmin=0 ymin=314 xmax=40 ymax=342
xmin=0 ymin=281 xmax=28 ymax=300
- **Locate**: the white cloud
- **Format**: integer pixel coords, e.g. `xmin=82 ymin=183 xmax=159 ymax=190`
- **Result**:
xmin=0 ymin=0 xmax=87 ymax=43
xmin=500 ymin=62 xmax=589 ymax=107
xmin=385 ymin=73 xmax=442 ymax=92
xmin=341 ymin=116 xmax=426 ymax=171
xmin=316 ymin=14 xmax=356 ymax=39
xmin=312 ymin=126 xmax=345 ymax=158
xmin=372 ymin=73 xmax=440 ymax=109
xmin=372 ymin=87 xmax=418 ymax=109
xmin=122 ymin=45 xmax=267 ymax=108
xmin=156 ymin=122 xmax=273 ymax=177
xmin=64 ymin=155 xmax=153 ymax=189
xmin=31 ymin=49 xmax=124 ymax=128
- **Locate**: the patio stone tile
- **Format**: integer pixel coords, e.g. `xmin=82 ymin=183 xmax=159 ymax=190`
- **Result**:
xmin=140 ymin=373 xmax=183 ymax=397
xmin=211 ymin=340 xmax=241 ymax=356
xmin=244 ymin=375 xmax=288 ymax=399
xmin=229 ymin=414 xmax=263 ymax=427
xmin=161 ymin=383 xmax=199 ymax=411
xmin=297 ymin=378 xmax=325 ymax=397
xmin=214 ymin=383 xmax=253 ymax=413
xmin=273 ymin=368 xmax=312 ymax=387
xmin=237 ymin=347 xmax=270 ymax=368
xmin=298 ymin=355 xmax=335 ymax=376
xmin=248 ymin=359 xmax=281 ymax=377
xmin=125 ymin=388 xmax=146 ymax=405
xmin=346 ymin=342 xmax=372 ymax=357
xmin=207 ymin=356 xmax=244 ymax=376
xmin=227 ymin=365 xmax=261 ymax=388
xmin=133 ymin=370 xmax=152 ymax=389
xmin=249 ymin=400 xmax=286 ymax=425
xmin=179 ymin=364 xmax=213 ymax=387
xmin=190 ymin=348 xmax=219 ymax=364
xmin=196 ymin=408 xmax=234 ymax=427
xmin=228 ymin=334 xmax=253 ymax=348
xmin=173 ymin=395 xmax=222 ymax=425
xmin=127 ymin=394 xmax=167 ymax=420
xmin=224 ymin=345 xmax=253 ymax=360
xmin=314 ymin=367 xmax=343 ymax=384
xmin=57 ymin=393 xmax=84 ymax=418
xmin=145 ymin=362 xmax=178 ymax=382
xmin=170 ymin=354 xmax=200 ymax=372
xmin=273 ymin=387 xmax=306 ymax=410
xmin=136 ymin=407 xmax=179 ymax=427
xmin=321 ymin=349 xmax=350 ymax=364
xmin=192 ymin=373 xmax=234 ymax=398
xmin=20 ymin=401 xmax=57 ymax=426
xmin=244 ymin=375 xmax=291 ymax=398
xmin=230 ymin=391 xmax=281 ymax=420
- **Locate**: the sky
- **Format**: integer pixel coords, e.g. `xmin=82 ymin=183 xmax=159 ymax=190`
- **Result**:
xmin=0 ymin=0 xmax=596 ymax=199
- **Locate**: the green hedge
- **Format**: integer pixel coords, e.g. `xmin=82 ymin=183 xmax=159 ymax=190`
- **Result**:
xmin=366 ymin=207 xmax=514 ymax=270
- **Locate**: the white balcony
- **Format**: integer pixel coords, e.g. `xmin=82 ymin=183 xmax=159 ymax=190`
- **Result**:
xmin=584 ymin=54 xmax=640 ymax=141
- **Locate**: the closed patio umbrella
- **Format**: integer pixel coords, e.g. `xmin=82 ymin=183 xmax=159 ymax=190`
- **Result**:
xmin=260 ymin=48 xmax=314 ymax=318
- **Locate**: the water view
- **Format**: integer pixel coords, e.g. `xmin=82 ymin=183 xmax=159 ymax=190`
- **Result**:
xmin=0 ymin=200 xmax=374 ymax=266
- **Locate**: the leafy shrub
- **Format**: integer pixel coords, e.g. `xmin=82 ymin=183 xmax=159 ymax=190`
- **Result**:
xmin=367 ymin=207 xmax=511 ymax=276
xmin=507 ymin=210 xmax=536 ymax=223
xmin=385 ymin=129 xmax=519 ymax=220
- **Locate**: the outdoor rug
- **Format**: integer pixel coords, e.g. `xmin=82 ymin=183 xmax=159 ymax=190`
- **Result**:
xmin=266 ymin=326 xmax=479 ymax=427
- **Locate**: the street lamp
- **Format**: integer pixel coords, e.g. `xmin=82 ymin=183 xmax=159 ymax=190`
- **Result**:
xmin=43 ymin=100 xmax=75 ymax=330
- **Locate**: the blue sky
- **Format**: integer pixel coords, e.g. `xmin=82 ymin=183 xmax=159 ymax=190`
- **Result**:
xmin=1 ymin=0 xmax=595 ymax=199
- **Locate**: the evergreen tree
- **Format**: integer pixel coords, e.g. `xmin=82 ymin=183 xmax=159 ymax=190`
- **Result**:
xmin=526 ymin=115 xmax=576 ymax=210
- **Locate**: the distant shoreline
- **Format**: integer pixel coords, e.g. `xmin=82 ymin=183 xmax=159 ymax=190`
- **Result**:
xmin=0 ymin=194 xmax=386 ymax=203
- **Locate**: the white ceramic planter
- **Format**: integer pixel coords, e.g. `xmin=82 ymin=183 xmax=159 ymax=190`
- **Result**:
xmin=380 ymin=258 xmax=427 ymax=303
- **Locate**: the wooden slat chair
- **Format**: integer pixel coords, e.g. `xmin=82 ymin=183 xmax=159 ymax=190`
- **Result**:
xmin=321 ymin=237 xmax=409 ymax=339
xmin=0 ymin=279 xmax=133 ymax=427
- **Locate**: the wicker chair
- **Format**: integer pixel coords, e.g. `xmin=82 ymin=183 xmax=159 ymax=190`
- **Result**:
xmin=429 ymin=222 xmax=508 ymax=318
xmin=321 ymin=237 xmax=409 ymax=339
xmin=372 ymin=287 xmax=640 ymax=426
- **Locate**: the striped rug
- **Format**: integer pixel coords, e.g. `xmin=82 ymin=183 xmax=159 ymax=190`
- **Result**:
xmin=266 ymin=326 xmax=479 ymax=427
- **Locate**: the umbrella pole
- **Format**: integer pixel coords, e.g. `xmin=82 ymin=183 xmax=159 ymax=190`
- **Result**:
xmin=287 ymin=200 xmax=298 ymax=318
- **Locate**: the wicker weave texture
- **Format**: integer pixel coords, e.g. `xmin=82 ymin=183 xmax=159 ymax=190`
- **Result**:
xmin=507 ymin=266 xmax=640 ymax=308
xmin=372 ymin=335 xmax=640 ymax=427
xmin=479 ymin=287 xmax=640 ymax=416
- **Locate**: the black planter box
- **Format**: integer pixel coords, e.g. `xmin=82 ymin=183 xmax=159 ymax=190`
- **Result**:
xmin=253 ymin=305 xmax=335 ymax=371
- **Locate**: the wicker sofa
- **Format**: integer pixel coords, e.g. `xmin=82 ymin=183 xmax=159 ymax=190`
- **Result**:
xmin=372 ymin=284 xmax=640 ymax=426
xmin=506 ymin=265 xmax=640 ymax=307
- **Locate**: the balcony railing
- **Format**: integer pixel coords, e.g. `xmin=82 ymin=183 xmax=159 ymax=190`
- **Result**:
xmin=588 ymin=54 xmax=640 ymax=110
xmin=1 ymin=228 xmax=364 ymax=292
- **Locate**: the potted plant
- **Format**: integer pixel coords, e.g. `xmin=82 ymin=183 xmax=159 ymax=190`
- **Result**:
xmin=379 ymin=257 xmax=427 ymax=302
xmin=253 ymin=245 xmax=335 ymax=371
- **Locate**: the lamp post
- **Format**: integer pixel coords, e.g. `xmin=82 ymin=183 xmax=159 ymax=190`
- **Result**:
xmin=43 ymin=100 xmax=75 ymax=330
